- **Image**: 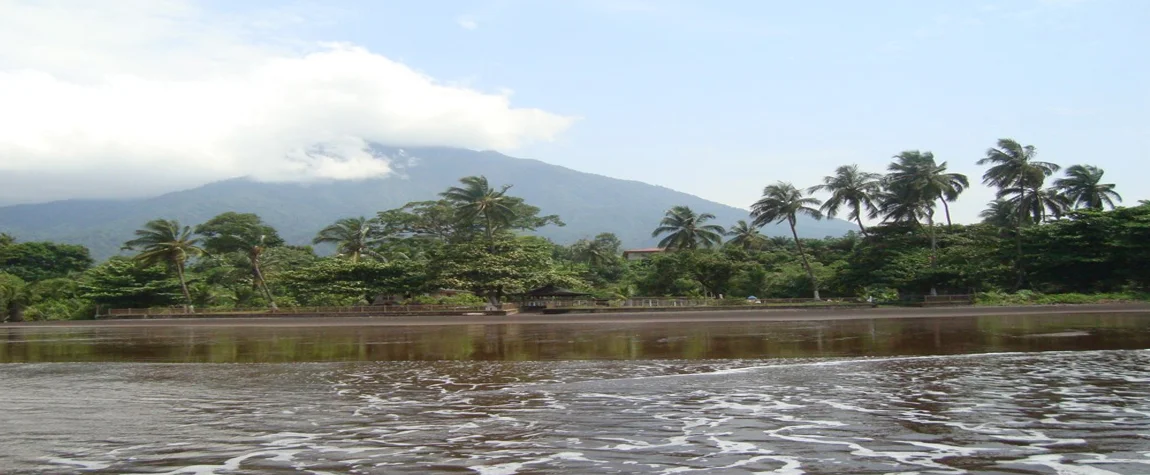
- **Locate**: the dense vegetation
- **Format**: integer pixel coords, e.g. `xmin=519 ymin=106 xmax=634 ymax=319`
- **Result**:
xmin=2 ymin=139 xmax=1146 ymax=321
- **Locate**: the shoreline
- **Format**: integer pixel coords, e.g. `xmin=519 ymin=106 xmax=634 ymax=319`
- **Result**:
xmin=4 ymin=303 xmax=1150 ymax=328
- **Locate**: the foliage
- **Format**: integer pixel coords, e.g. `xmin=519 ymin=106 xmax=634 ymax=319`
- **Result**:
xmin=809 ymin=164 xmax=882 ymax=234
xmin=78 ymin=258 xmax=182 ymax=310
xmin=1 ymin=161 xmax=1142 ymax=314
xmin=122 ymin=218 xmax=205 ymax=306
xmin=1054 ymin=164 xmax=1122 ymax=211
xmin=651 ymin=206 xmax=725 ymax=250
xmin=312 ymin=216 xmax=384 ymax=262
xmin=0 ymin=241 xmax=93 ymax=282
xmin=278 ymin=259 xmax=427 ymax=305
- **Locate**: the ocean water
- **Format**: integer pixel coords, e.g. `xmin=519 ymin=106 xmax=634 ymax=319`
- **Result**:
xmin=1 ymin=314 xmax=1148 ymax=474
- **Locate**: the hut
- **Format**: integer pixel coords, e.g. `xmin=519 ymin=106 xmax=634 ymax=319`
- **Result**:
xmin=520 ymin=284 xmax=593 ymax=311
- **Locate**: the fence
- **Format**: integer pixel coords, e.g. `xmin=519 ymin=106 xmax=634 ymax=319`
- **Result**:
xmin=103 ymin=304 xmax=510 ymax=318
xmin=528 ymin=297 xmax=832 ymax=309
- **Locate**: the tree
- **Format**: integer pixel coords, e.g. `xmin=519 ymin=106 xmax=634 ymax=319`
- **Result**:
xmin=122 ymin=219 xmax=205 ymax=310
xmin=440 ymin=176 xmax=519 ymax=245
xmin=1054 ymin=165 xmax=1122 ymax=211
xmin=979 ymin=199 xmax=1017 ymax=228
xmin=0 ymin=233 xmax=14 ymax=247
xmin=195 ymin=212 xmax=284 ymax=310
xmin=278 ymin=259 xmax=427 ymax=305
xmin=78 ymin=258 xmax=182 ymax=311
xmin=808 ymin=164 xmax=881 ymax=235
xmin=1001 ymin=185 xmax=1069 ymax=224
xmin=572 ymin=233 xmax=622 ymax=267
xmin=651 ymin=206 xmax=725 ymax=250
xmin=978 ymin=139 xmax=1061 ymax=288
xmin=750 ymin=182 xmax=824 ymax=299
xmin=725 ymin=220 xmax=768 ymax=250
xmin=0 ymin=241 xmax=94 ymax=282
xmin=430 ymin=236 xmax=573 ymax=308
xmin=312 ymin=217 xmax=383 ymax=262
xmin=883 ymin=151 xmax=969 ymax=295
xmin=0 ymin=273 xmax=34 ymax=322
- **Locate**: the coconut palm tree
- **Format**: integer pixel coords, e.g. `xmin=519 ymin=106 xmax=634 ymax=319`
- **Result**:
xmin=977 ymin=139 xmax=1060 ymax=288
xmin=883 ymin=151 xmax=969 ymax=296
xmin=122 ymin=219 xmax=206 ymax=310
xmin=440 ymin=175 xmax=518 ymax=245
xmin=979 ymin=199 xmax=1017 ymax=228
xmin=1054 ymin=165 xmax=1122 ymax=211
xmin=808 ymin=164 xmax=881 ymax=235
xmin=886 ymin=151 xmax=969 ymax=226
xmin=1002 ymin=186 xmax=1070 ymax=223
xmin=750 ymin=182 xmax=824 ymax=299
xmin=195 ymin=214 xmax=282 ymax=310
xmin=725 ymin=220 xmax=768 ymax=250
xmin=313 ymin=217 xmax=383 ymax=262
xmin=651 ymin=206 xmax=726 ymax=250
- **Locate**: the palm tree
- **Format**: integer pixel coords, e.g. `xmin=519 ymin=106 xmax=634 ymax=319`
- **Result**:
xmin=750 ymin=182 xmax=824 ymax=299
xmin=196 ymin=221 xmax=280 ymax=310
xmin=312 ymin=217 xmax=383 ymax=262
xmin=1002 ymin=186 xmax=1070 ymax=223
xmin=725 ymin=220 xmax=768 ymax=250
xmin=0 ymin=233 xmax=14 ymax=247
xmin=977 ymin=139 xmax=1060 ymax=288
xmin=440 ymin=176 xmax=518 ymax=245
xmin=884 ymin=151 xmax=969 ymax=296
xmin=651 ymin=206 xmax=725 ymax=250
xmin=1054 ymin=165 xmax=1122 ymax=211
xmin=122 ymin=219 xmax=206 ymax=310
xmin=886 ymin=151 xmax=969 ymax=226
xmin=979 ymin=199 xmax=1017 ymax=228
xmin=808 ymin=164 xmax=881 ymax=235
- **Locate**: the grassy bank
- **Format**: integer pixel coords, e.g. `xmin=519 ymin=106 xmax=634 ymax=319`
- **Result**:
xmin=975 ymin=291 xmax=1150 ymax=306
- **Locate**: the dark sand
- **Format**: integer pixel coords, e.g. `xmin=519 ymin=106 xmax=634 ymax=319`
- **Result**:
xmin=5 ymin=303 xmax=1150 ymax=328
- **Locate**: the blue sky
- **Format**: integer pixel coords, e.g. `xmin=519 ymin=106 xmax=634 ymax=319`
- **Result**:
xmin=1 ymin=0 xmax=1147 ymax=223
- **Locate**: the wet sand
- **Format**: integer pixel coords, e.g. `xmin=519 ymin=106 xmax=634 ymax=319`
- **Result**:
xmin=6 ymin=303 xmax=1150 ymax=328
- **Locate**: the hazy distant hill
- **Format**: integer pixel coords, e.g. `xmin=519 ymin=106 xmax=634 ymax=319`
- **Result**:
xmin=0 ymin=146 xmax=854 ymax=260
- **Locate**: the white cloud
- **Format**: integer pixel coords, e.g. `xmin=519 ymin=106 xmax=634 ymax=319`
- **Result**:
xmin=456 ymin=16 xmax=479 ymax=30
xmin=0 ymin=1 xmax=574 ymax=203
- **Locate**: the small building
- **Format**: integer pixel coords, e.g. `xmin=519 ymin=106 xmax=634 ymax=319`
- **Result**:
xmin=519 ymin=284 xmax=593 ymax=311
xmin=622 ymin=247 xmax=667 ymax=261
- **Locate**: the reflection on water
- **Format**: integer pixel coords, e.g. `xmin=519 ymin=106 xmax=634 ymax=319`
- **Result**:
xmin=1 ymin=313 xmax=1149 ymax=474
xmin=3 ymin=313 xmax=1150 ymax=363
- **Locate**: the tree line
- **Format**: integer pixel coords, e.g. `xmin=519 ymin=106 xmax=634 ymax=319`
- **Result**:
xmin=1 ymin=138 xmax=1145 ymax=321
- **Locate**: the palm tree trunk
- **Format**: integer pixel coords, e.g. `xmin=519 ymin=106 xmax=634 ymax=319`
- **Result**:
xmin=485 ymin=213 xmax=495 ymax=250
xmin=927 ymin=210 xmax=938 ymax=297
xmin=251 ymin=253 xmax=277 ymax=310
xmin=174 ymin=260 xmax=192 ymax=313
xmin=941 ymin=199 xmax=953 ymax=228
xmin=1013 ymin=189 xmax=1027 ymax=290
xmin=789 ymin=220 xmax=820 ymax=300
xmin=854 ymin=215 xmax=868 ymax=236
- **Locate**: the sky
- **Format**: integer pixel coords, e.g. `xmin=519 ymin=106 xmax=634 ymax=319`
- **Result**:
xmin=0 ymin=0 xmax=1147 ymax=224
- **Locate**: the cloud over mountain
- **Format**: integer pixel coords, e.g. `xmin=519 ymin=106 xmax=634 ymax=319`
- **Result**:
xmin=0 ymin=1 xmax=574 ymax=203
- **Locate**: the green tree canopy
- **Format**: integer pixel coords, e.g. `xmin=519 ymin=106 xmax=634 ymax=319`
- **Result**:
xmin=0 ymin=241 xmax=93 ymax=282
xmin=78 ymin=258 xmax=182 ymax=310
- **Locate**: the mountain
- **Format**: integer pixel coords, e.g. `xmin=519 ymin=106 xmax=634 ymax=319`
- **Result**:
xmin=0 ymin=146 xmax=855 ymax=260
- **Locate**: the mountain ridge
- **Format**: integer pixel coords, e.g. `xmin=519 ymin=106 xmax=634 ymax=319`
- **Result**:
xmin=0 ymin=146 xmax=854 ymax=260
